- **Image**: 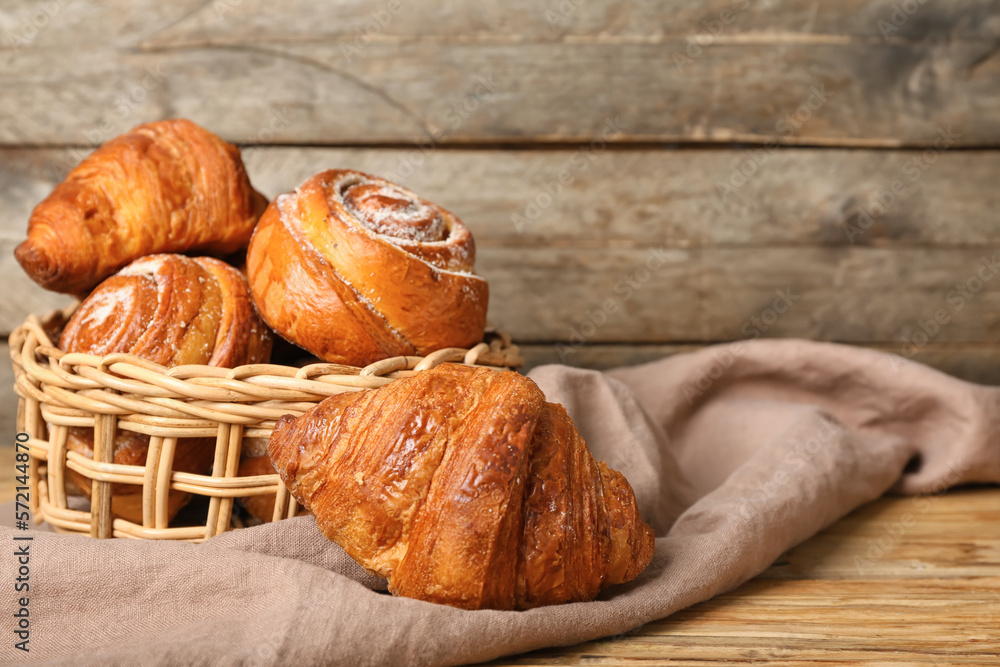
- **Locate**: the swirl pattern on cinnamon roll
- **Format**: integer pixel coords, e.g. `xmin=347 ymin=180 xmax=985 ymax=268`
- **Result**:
xmin=16 ymin=119 xmax=267 ymax=296
xmin=60 ymin=254 xmax=273 ymax=523
xmin=245 ymin=169 xmax=489 ymax=366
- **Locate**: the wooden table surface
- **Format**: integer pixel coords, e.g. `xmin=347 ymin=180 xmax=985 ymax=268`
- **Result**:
xmin=484 ymin=487 xmax=1000 ymax=666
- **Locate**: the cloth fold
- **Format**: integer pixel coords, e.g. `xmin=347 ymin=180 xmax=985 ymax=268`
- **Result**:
xmin=3 ymin=339 xmax=998 ymax=666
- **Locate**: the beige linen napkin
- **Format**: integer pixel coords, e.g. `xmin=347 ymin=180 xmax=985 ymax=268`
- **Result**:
xmin=2 ymin=339 xmax=998 ymax=666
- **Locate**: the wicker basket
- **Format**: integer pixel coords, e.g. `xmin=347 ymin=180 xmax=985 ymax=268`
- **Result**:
xmin=10 ymin=307 xmax=523 ymax=542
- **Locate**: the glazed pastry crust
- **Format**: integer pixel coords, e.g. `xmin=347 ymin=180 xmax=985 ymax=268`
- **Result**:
xmin=269 ymin=363 xmax=655 ymax=610
xmin=16 ymin=119 xmax=267 ymax=296
xmin=60 ymin=254 xmax=273 ymax=523
xmin=246 ymin=169 xmax=488 ymax=366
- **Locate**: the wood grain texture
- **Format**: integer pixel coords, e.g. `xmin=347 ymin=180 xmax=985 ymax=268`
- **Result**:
xmin=139 ymin=0 xmax=1000 ymax=44
xmin=9 ymin=238 xmax=1000 ymax=346
xmin=480 ymin=246 xmax=1000 ymax=343
xmin=0 ymin=235 xmax=76 ymax=334
xmin=4 ymin=147 xmax=1000 ymax=342
xmin=2 ymin=2 xmax=999 ymax=145
xmin=5 ymin=1 xmax=1000 ymax=51
xmin=485 ymin=487 xmax=1000 ymax=665
xmin=8 ymin=146 xmax=1000 ymax=248
xmin=1 ymin=148 xmax=82 ymax=333
xmin=244 ymin=148 xmax=1000 ymax=249
xmin=7 ymin=0 xmax=1000 ymax=49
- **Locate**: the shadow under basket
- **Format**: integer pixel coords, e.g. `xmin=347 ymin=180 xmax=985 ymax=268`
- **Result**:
xmin=10 ymin=307 xmax=524 ymax=542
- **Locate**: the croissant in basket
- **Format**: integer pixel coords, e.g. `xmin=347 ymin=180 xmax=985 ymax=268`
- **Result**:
xmin=15 ymin=118 xmax=267 ymax=296
xmin=269 ymin=363 xmax=655 ymax=610
xmin=236 ymin=437 xmax=311 ymax=524
xmin=245 ymin=169 xmax=489 ymax=367
xmin=60 ymin=254 xmax=273 ymax=523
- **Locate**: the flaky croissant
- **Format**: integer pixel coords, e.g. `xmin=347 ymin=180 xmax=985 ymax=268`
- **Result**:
xmin=245 ymin=169 xmax=489 ymax=367
xmin=16 ymin=118 xmax=267 ymax=296
xmin=269 ymin=363 xmax=655 ymax=610
xmin=60 ymin=254 xmax=273 ymax=523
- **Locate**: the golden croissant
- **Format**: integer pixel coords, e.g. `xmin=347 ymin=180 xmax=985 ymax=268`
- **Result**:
xmin=269 ymin=363 xmax=655 ymax=610
xmin=60 ymin=254 xmax=273 ymax=522
xmin=246 ymin=169 xmax=489 ymax=366
xmin=16 ymin=118 xmax=267 ymax=296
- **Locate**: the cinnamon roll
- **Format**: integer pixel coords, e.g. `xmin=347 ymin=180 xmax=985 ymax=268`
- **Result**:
xmin=60 ymin=254 xmax=273 ymax=523
xmin=245 ymin=169 xmax=489 ymax=366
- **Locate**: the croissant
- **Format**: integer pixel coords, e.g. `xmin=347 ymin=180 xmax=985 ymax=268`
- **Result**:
xmin=245 ymin=169 xmax=489 ymax=367
xmin=15 ymin=118 xmax=267 ymax=296
xmin=60 ymin=254 xmax=273 ymax=523
xmin=269 ymin=363 xmax=655 ymax=610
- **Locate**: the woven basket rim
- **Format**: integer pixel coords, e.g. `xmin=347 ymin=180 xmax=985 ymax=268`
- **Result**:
xmin=10 ymin=306 xmax=523 ymax=424
xmin=11 ymin=306 xmax=524 ymax=541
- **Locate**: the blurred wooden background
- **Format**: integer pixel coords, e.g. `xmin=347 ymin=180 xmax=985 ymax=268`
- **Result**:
xmin=3 ymin=1 xmax=1000 ymax=387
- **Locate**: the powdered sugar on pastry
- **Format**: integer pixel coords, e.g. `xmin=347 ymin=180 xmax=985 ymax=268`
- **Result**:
xmin=245 ymin=168 xmax=489 ymax=365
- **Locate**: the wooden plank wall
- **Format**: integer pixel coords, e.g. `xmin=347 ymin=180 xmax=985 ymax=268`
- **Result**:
xmin=3 ymin=0 xmax=1000 ymax=382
